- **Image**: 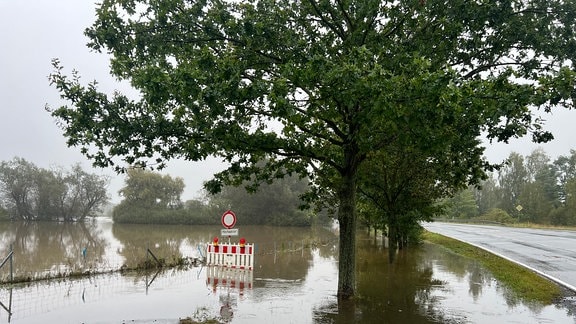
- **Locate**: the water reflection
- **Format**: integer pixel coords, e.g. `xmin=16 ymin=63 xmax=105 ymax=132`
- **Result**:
xmin=0 ymin=221 xmax=575 ymax=323
xmin=111 ymin=223 xmax=337 ymax=273
xmin=207 ymin=266 xmax=253 ymax=292
xmin=314 ymin=232 xmax=576 ymax=324
xmin=0 ymin=220 xmax=337 ymax=282
xmin=0 ymin=221 xmax=108 ymax=280
xmin=315 ymin=236 xmax=447 ymax=324
xmin=111 ymin=222 xmax=212 ymax=268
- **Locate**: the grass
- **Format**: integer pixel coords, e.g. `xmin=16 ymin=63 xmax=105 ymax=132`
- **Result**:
xmin=436 ymin=218 xmax=576 ymax=231
xmin=508 ymin=222 xmax=576 ymax=231
xmin=179 ymin=306 xmax=223 ymax=324
xmin=0 ymin=255 xmax=201 ymax=286
xmin=423 ymin=230 xmax=563 ymax=304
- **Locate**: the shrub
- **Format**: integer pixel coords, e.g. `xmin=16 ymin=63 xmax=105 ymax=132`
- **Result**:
xmin=476 ymin=208 xmax=517 ymax=224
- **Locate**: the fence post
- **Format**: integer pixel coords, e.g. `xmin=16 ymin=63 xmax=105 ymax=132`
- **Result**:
xmin=146 ymin=245 xmax=162 ymax=268
xmin=9 ymin=244 xmax=13 ymax=283
xmin=0 ymin=244 xmax=14 ymax=283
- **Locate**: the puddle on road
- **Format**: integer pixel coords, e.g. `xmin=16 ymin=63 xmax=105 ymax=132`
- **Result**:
xmin=1 ymin=233 xmax=575 ymax=323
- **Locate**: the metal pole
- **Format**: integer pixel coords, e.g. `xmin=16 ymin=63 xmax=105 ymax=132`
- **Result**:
xmin=8 ymin=288 xmax=12 ymax=322
xmin=9 ymin=244 xmax=13 ymax=283
xmin=147 ymin=249 xmax=161 ymax=266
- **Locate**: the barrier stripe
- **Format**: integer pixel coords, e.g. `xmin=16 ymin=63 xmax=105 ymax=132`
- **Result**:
xmin=206 ymin=243 xmax=254 ymax=270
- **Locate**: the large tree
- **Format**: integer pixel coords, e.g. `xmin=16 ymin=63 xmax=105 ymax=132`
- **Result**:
xmin=474 ymin=175 xmax=501 ymax=215
xmin=554 ymin=149 xmax=576 ymax=202
xmin=118 ymin=168 xmax=185 ymax=209
xmin=444 ymin=188 xmax=479 ymax=220
xmin=0 ymin=157 xmax=37 ymax=220
xmin=65 ymin=164 xmax=110 ymax=221
xmin=497 ymin=152 xmax=529 ymax=215
xmin=48 ymin=0 xmax=576 ymax=299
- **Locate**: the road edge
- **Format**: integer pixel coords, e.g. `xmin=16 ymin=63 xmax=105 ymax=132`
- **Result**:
xmin=427 ymin=228 xmax=576 ymax=293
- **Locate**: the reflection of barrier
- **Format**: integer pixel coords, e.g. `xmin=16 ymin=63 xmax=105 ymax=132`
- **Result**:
xmin=206 ymin=243 xmax=254 ymax=270
xmin=206 ymin=266 xmax=253 ymax=291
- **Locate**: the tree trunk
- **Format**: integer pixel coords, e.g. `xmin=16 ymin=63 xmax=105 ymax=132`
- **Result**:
xmin=337 ymin=165 xmax=358 ymax=300
xmin=388 ymin=223 xmax=398 ymax=263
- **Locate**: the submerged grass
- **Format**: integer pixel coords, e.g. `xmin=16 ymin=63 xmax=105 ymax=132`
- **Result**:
xmin=423 ymin=230 xmax=562 ymax=304
xmin=0 ymin=256 xmax=201 ymax=286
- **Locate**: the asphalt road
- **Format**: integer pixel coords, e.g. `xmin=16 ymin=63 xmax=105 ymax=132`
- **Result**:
xmin=423 ymin=222 xmax=576 ymax=291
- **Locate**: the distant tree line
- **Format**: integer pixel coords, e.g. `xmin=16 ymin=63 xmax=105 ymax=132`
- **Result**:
xmin=112 ymin=168 xmax=321 ymax=226
xmin=0 ymin=157 xmax=109 ymax=222
xmin=443 ymin=148 xmax=576 ymax=226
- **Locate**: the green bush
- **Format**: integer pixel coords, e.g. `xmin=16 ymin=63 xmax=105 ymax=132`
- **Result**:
xmin=475 ymin=208 xmax=517 ymax=224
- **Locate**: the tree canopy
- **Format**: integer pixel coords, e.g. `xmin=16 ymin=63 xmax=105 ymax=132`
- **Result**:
xmin=211 ymin=173 xmax=312 ymax=226
xmin=119 ymin=168 xmax=185 ymax=209
xmin=48 ymin=0 xmax=576 ymax=299
xmin=0 ymin=157 xmax=109 ymax=221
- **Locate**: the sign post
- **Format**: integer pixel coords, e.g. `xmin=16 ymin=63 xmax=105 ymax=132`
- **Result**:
xmin=206 ymin=209 xmax=254 ymax=271
xmin=221 ymin=210 xmax=237 ymax=242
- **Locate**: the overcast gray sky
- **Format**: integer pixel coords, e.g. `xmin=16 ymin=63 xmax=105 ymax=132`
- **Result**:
xmin=1 ymin=0 xmax=575 ymax=203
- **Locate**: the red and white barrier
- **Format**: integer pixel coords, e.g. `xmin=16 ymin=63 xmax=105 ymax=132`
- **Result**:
xmin=206 ymin=243 xmax=254 ymax=270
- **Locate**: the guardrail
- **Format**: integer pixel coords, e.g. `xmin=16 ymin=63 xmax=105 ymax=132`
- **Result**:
xmin=432 ymin=219 xmax=505 ymax=226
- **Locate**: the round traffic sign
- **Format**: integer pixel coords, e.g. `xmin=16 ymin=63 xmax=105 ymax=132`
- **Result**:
xmin=221 ymin=210 xmax=237 ymax=229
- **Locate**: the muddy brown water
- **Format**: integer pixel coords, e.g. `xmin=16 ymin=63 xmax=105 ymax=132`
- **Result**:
xmin=0 ymin=218 xmax=575 ymax=323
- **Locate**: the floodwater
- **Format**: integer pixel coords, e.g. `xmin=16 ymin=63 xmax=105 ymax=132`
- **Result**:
xmin=0 ymin=219 xmax=575 ymax=323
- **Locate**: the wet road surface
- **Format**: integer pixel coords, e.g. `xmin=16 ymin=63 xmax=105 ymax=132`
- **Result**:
xmin=423 ymin=222 xmax=576 ymax=291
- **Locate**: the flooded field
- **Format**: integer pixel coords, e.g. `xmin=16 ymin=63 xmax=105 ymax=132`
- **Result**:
xmin=0 ymin=219 xmax=575 ymax=323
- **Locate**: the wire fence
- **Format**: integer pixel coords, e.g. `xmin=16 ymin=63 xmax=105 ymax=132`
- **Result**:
xmin=0 ymin=236 xmax=339 ymax=322
xmin=0 ymin=237 xmax=339 ymax=285
xmin=0 ymin=267 xmax=206 ymax=322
